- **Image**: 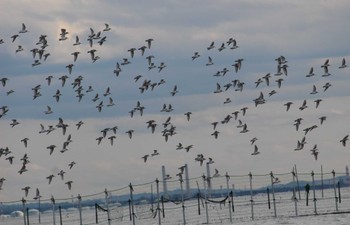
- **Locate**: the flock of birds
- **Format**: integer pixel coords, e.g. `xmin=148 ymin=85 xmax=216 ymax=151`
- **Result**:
xmin=0 ymin=22 xmax=349 ymax=201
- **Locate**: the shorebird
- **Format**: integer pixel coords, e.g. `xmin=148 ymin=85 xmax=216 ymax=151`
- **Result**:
xmin=250 ymin=137 xmax=258 ymax=145
xmin=195 ymin=154 xmax=206 ymax=166
xmin=299 ymin=99 xmax=307 ymax=110
xmin=284 ymin=102 xmax=293 ymax=111
xmin=323 ymin=82 xmax=332 ymax=92
xmin=65 ymin=181 xmax=73 ymax=190
xmin=46 ymin=175 xmax=55 ymax=184
xmin=126 ymin=130 xmax=134 ymax=139
xmin=206 ymin=56 xmax=214 ymax=66
xmin=151 ymin=150 xmax=159 ymax=156
xmin=138 ymin=46 xmax=147 ymax=56
xmin=321 ymin=59 xmax=331 ymax=76
xmin=5 ymin=156 xmax=14 ymax=164
xmin=192 ymin=52 xmax=200 ymax=60
xmin=310 ymin=144 xmax=319 ymax=160
xmin=211 ymin=130 xmax=220 ymax=139
xmin=0 ymin=178 xmax=5 ymax=190
xmin=96 ymin=101 xmax=103 ymax=112
xmin=214 ymin=83 xmax=222 ymax=93
xmin=103 ymin=23 xmax=111 ymax=31
xmin=218 ymin=43 xmax=225 ymax=51
xmin=263 ymin=73 xmax=271 ymax=86
xmin=108 ymin=135 xmax=116 ymax=145
xmin=47 ymin=145 xmax=56 ymax=155
xmin=176 ymin=143 xmax=183 ymax=150
xmin=306 ymin=67 xmax=315 ymax=77
xmin=59 ymin=75 xmax=69 ymax=86
xmin=229 ymin=39 xmax=238 ymax=49
xmin=107 ymin=97 xmax=115 ymax=107
xmin=314 ymin=99 xmax=322 ymax=108
xmin=207 ymin=41 xmax=215 ymax=50
xmin=73 ymin=35 xmax=81 ymax=46
xmin=340 ymin=135 xmax=349 ymax=147
xmin=10 ymin=119 xmax=20 ymax=127
xmin=15 ymin=45 xmax=24 ymax=53
xmin=170 ymin=85 xmax=178 ymax=96
xmin=184 ymin=145 xmax=193 ymax=152
xmin=68 ymin=161 xmax=76 ymax=169
xmin=142 ymin=155 xmax=149 ymax=163
xmin=310 ymin=85 xmax=318 ymax=94
xmin=213 ymin=168 xmax=220 ymax=177
xmin=145 ymin=38 xmax=154 ymax=49
xmin=45 ymin=75 xmax=53 ymax=86
xmin=21 ymin=138 xmax=29 ymax=148
xmin=339 ymin=58 xmax=347 ymax=69
xmin=58 ymin=170 xmax=65 ymax=180
xmin=319 ymin=116 xmax=326 ymax=125
xmin=0 ymin=77 xmax=8 ymax=87
xmin=71 ymin=51 xmax=80 ymax=62
xmin=19 ymin=23 xmax=28 ymax=33
xmin=184 ymin=112 xmax=192 ymax=121
xmin=22 ymin=186 xmax=31 ymax=197
xmin=241 ymin=107 xmax=248 ymax=116
xmin=251 ymin=145 xmax=260 ymax=155
xmin=240 ymin=123 xmax=249 ymax=133
xmin=59 ymin=28 xmax=68 ymax=41
xmin=33 ymin=188 xmax=41 ymax=200
xmin=11 ymin=34 xmax=19 ymax=42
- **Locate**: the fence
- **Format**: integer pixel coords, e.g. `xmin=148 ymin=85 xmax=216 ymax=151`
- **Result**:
xmin=1 ymin=167 xmax=350 ymax=225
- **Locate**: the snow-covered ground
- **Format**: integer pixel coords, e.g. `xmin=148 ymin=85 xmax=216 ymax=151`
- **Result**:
xmin=1 ymin=187 xmax=350 ymax=225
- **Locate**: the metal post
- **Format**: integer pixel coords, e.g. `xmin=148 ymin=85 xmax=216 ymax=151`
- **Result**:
xmin=232 ymin=184 xmax=235 ymax=212
xmin=161 ymin=196 xmax=165 ymax=218
xmin=162 ymin=166 xmax=168 ymax=198
xmin=151 ymin=184 xmax=154 ymax=213
xmin=292 ymin=170 xmax=298 ymax=216
xmin=338 ymin=182 xmax=341 ymax=203
xmin=321 ymin=165 xmax=324 ymax=198
xmin=104 ymin=189 xmax=111 ymax=225
xmin=249 ymin=172 xmax=254 ymax=220
xmin=26 ymin=208 xmax=29 ymax=225
xmin=22 ymin=198 xmax=26 ymax=225
xmin=206 ymin=163 xmax=211 ymax=197
xmin=77 ymin=194 xmax=82 ymax=225
xmin=225 ymin=173 xmax=232 ymax=222
xmin=38 ymin=197 xmax=41 ymax=224
xmin=156 ymin=179 xmax=161 ymax=225
xmin=267 ymin=188 xmax=271 ymax=209
xmin=311 ymin=171 xmax=317 ymax=214
xmin=332 ymin=170 xmax=339 ymax=211
xmin=180 ymin=177 xmax=186 ymax=225
xmin=270 ymin=172 xmax=277 ymax=217
xmin=51 ymin=196 xmax=56 ymax=225
xmin=202 ymin=175 xmax=209 ymax=224
xmin=184 ymin=164 xmax=190 ymax=198
xmin=294 ymin=165 xmax=301 ymax=200
xmin=95 ymin=203 xmax=98 ymax=224
xmin=58 ymin=206 xmax=62 ymax=225
xmin=129 ymin=183 xmax=136 ymax=225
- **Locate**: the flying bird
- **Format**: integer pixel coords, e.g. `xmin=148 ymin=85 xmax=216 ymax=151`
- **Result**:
xmin=340 ymin=135 xmax=349 ymax=147
xmin=339 ymin=58 xmax=347 ymax=69
xmin=65 ymin=181 xmax=73 ymax=190
xmin=251 ymin=145 xmax=260 ymax=155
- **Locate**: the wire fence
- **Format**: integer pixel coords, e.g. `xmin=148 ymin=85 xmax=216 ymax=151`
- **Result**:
xmin=1 ymin=168 xmax=350 ymax=225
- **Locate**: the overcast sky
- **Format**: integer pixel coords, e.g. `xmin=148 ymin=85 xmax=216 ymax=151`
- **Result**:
xmin=0 ymin=0 xmax=350 ymax=203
